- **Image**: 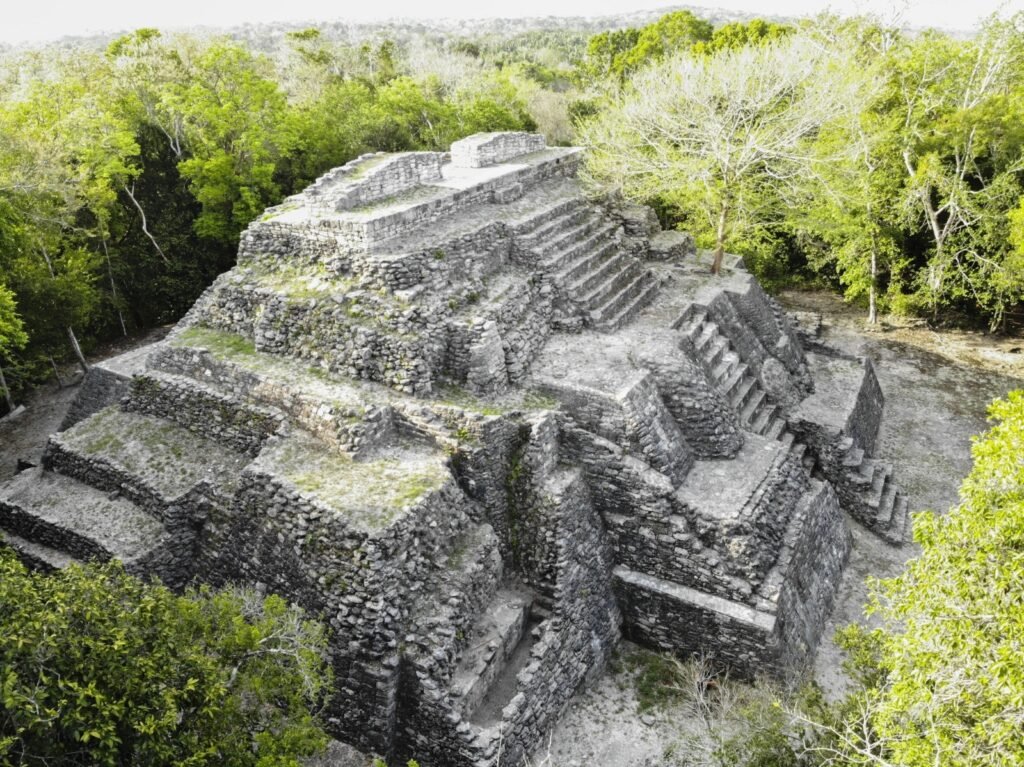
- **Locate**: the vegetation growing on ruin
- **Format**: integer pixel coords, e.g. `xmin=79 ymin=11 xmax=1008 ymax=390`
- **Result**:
xmin=67 ymin=406 xmax=246 ymax=495
xmin=0 ymin=551 xmax=332 ymax=766
xmin=269 ymin=435 xmax=447 ymax=527
xmin=176 ymin=326 xmax=258 ymax=359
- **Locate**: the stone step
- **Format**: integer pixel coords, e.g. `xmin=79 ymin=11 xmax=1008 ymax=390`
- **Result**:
xmin=518 ymin=202 xmax=591 ymax=244
xmin=566 ymin=248 xmax=628 ymax=297
xmin=867 ymin=463 xmax=891 ymax=505
xmin=124 ymin=370 xmax=281 ymax=456
xmin=840 ymin=446 xmax=865 ymax=469
xmin=676 ymin=308 xmax=708 ymax=338
xmin=594 ymin=278 xmax=661 ymax=332
xmin=740 ymin=388 xmax=767 ymax=427
xmin=722 ymin=364 xmax=749 ymax=398
xmin=558 ymin=240 xmax=618 ymax=286
xmin=47 ymin=407 xmax=250 ymax=516
xmin=580 ymin=259 xmax=640 ymax=309
xmin=693 ymin=322 xmax=720 ymax=355
xmin=542 ymin=222 xmax=618 ymax=271
xmin=750 ymin=403 xmax=777 ymax=435
xmin=0 ymin=468 xmax=169 ymax=568
xmin=591 ymin=271 xmax=657 ymax=329
xmin=730 ymin=375 xmax=757 ymax=410
xmin=448 ymin=587 xmax=535 ymax=723
xmin=536 ymin=212 xmax=608 ymax=255
xmin=712 ymin=352 xmax=741 ymax=385
xmin=871 ymin=475 xmax=898 ymax=524
xmin=883 ymin=496 xmax=911 ymax=545
xmin=703 ymin=335 xmax=730 ymax=370
xmin=0 ymin=528 xmax=81 ymax=572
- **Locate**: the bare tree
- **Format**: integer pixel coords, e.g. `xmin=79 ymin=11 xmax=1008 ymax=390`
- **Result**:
xmin=581 ymin=33 xmax=865 ymax=274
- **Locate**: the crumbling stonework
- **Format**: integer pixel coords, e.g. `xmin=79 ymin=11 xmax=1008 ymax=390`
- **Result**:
xmin=0 ymin=133 xmax=915 ymax=766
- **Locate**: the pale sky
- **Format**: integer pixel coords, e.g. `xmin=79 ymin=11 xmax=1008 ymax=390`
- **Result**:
xmin=2 ymin=0 xmax=1020 ymax=45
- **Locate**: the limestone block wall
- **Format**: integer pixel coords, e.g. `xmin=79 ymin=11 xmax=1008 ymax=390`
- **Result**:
xmin=614 ymin=478 xmax=851 ymax=678
xmin=60 ymin=366 xmax=131 ymax=431
xmin=614 ymin=568 xmax=779 ymax=673
xmin=395 ymin=469 xmax=621 ymax=767
xmin=325 ymin=153 xmax=445 ymax=212
xmin=843 ymin=357 xmax=884 ymax=455
xmin=772 ymin=481 xmax=851 ymax=671
xmin=355 ymin=222 xmax=510 ymax=293
xmin=450 ymin=132 xmax=547 ymax=168
xmin=237 ymin=219 xmax=351 ymax=272
xmin=212 ymin=463 xmax=477 ymax=754
xmin=251 ymin=297 xmax=437 ymax=395
xmin=638 ymin=348 xmax=743 ymax=458
xmin=123 ymin=374 xmax=282 ymax=456
xmin=536 ymin=375 xmax=694 ymax=486
xmin=40 ymin=440 xmax=204 ymax=588
xmin=150 ymin=345 xmax=396 ymax=457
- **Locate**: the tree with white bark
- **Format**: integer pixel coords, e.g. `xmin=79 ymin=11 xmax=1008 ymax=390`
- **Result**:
xmin=579 ymin=32 xmax=866 ymax=274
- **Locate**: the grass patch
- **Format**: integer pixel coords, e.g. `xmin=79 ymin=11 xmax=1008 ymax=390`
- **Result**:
xmin=176 ymin=326 xmax=257 ymax=359
xmin=270 ymin=436 xmax=447 ymax=529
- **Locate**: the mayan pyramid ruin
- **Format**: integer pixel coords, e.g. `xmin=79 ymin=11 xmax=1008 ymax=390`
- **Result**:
xmin=0 ymin=132 xmax=913 ymax=766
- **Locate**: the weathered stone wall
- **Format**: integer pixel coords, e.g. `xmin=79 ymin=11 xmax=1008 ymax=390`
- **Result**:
xmin=450 ymin=132 xmax=547 ymax=168
xmin=325 ymin=153 xmax=445 ymax=212
xmin=60 ymin=366 xmax=131 ymax=431
xmin=123 ymin=374 xmax=282 ymax=456
xmin=211 ymin=459 xmax=476 ymax=754
xmin=772 ymin=481 xmax=851 ymax=671
xmin=638 ymin=347 xmax=743 ymax=459
xmin=150 ymin=345 xmax=395 ymax=456
xmin=614 ymin=567 xmax=778 ymax=674
xmin=844 ymin=357 xmax=884 ymax=456
xmin=535 ymin=375 xmax=694 ymax=485
xmin=395 ymin=469 xmax=621 ymax=767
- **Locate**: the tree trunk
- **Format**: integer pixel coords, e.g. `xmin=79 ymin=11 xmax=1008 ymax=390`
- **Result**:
xmin=49 ymin=355 xmax=65 ymax=388
xmin=0 ymin=359 xmax=14 ymax=413
xmin=711 ymin=202 xmax=729 ymax=276
xmin=67 ymin=326 xmax=89 ymax=375
xmin=868 ymin=245 xmax=878 ymax=325
xmin=102 ymin=238 xmax=128 ymax=336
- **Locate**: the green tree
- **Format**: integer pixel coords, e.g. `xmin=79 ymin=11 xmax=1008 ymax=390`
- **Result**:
xmin=0 ymin=284 xmax=27 ymax=412
xmin=581 ymin=33 xmax=863 ymax=274
xmin=826 ymin=390 xmax=1024 ymax=766
xmin=892 ymin=15 xmax=1024 ymax=326
xmin=0 ymin=552 xmax=331 ymax=766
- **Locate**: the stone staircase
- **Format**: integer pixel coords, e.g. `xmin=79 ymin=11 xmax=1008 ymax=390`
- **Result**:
xmin=515 ymin=203 xmax=661 ymax=332
xmin=0 ymin=403 xmax=252 ymax=584
xmin=448 ymin=587 xmax=539 ymax=726
xmin=680 ymin=309 xmax=789 ymax=442
xmin=835 ymin=438 xmax=910 ymax=545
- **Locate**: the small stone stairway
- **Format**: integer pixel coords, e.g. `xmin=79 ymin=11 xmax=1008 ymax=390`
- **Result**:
xmin=448 ymin=586 xmax=539 ymax=726
xmin=680 ymin=309 xmax=789 ymax=442
xmin=836 ymin=438 xmax=910 ymax=545
xmin=516 ymin=203 xmax=660 ymax=331
xmin=0 ymin=467 xmax=169 ymax=575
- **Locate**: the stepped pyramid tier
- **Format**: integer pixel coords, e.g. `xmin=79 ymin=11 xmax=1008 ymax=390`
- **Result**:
xmin=1 ymin=133 xmax=915 ymax=766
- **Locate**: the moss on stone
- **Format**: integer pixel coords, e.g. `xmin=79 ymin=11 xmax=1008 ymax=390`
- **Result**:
xmin=266 ymin=435 xmax=448 ymax=530
xmin=175 ymin=326 xmax=257 ymax=359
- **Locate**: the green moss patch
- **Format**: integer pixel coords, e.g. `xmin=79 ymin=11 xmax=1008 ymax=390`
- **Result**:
xmin=263 ymin=434 xmax=448 ymax=531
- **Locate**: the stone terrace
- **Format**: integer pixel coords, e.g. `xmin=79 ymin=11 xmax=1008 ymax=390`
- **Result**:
xmin=0 ymin=133 xmax=915 ymax=767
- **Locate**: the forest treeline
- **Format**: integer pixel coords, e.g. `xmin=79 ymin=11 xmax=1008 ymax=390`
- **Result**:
xmin=1 ymin=11 xmax=1023 ymax=410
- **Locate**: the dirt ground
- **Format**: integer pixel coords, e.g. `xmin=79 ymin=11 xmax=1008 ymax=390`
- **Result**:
xmin=1 ymin=297 xmax=1022 ymax=767
xmin=0 ymin=327 xmax=169 ymax=482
